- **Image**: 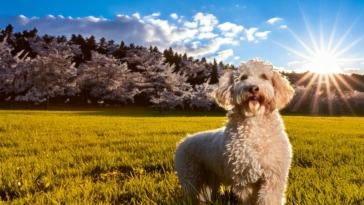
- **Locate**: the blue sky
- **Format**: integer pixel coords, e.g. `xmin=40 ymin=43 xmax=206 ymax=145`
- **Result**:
xmin=1 ymin=0 xmax=364 ymax=74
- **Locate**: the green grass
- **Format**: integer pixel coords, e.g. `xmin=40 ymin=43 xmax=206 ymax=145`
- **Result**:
xmin=0 ymin=109 xmax=363 ymax=204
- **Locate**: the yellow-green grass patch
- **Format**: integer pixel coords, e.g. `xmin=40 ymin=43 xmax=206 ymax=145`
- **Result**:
xmin=0 ymin=110 xmax=363 ymax=204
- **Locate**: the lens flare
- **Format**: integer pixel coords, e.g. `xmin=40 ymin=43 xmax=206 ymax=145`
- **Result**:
xmin=304 ymin=51 xmax=342 ymax=74
xmin=272 ymin=3 xmax=363 ymax=115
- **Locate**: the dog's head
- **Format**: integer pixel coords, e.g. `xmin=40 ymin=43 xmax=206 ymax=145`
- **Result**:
xmin=213 ymin=59 xmax=294 ymax=117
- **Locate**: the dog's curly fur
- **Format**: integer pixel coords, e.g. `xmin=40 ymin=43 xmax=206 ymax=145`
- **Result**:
xmin=174 ymin=59 xmax=295 ymax=205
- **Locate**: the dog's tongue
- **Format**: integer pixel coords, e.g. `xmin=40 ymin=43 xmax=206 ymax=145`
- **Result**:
xmin=249 ymin=99 xmax=260 ymax=112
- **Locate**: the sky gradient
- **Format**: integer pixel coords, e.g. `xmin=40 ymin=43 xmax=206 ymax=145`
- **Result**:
xmin=1 ymin=0 xmax=364 ymax=74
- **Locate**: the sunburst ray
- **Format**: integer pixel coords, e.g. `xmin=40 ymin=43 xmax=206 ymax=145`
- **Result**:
xmin=271 ymin=40 xmax=313 ymax=61
xmin=324 ymin=74 xmax=333 ymax=115
xmin=292 ymin=72 xmax=319 ymax=112
xmin=294 ymin=72 xmax=314 ymax=86
xmin=298 ymin=1 xmax=320 ymax=53
xmin=328 ymin=74 xmax=355 ymax=116
xmin=310 ymin=73 xmax=324 ymax=115
xmin=274 ymin=2 xmax=363 ymax=115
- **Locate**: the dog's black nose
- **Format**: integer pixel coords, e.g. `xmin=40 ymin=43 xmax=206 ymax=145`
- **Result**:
xmin=249 ymin=86 xmax=259 ymax=94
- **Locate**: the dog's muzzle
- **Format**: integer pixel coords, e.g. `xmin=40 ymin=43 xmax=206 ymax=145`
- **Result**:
xmin=247 ymin=86 xmax=261 ymax=112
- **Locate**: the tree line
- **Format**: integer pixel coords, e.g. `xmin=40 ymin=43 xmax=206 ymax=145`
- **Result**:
xmin=0 ymin=24 xmax=231 ymax=113
xmin=1 ymin=24 xmax=364 ymax=115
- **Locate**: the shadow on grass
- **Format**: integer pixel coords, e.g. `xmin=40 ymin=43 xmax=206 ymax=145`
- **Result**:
xmin=0 ymin=189 xmax=18 ymax=202
xmin=163 ymin=189 xmax=242 ymax=205
xmin=0 ymin=103 xmax=227 ymax=117
xmin=88 ymin=163 xmax=173 ymax=182
xmin=71 ymin=107 xmax=227 ymax=118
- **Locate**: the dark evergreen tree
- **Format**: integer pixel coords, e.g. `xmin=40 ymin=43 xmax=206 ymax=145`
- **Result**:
xmin=70 ymin=34 xmax=78 ymax=43
xmin=201 ymin=57 xmax=207 ymax=63
xmin=0 ymin=24 xmax=14 ymax=42
xmin=84 ymin=35 xmax=97 ymax=60
xmin=182 ymin=53 xmax=188 ymax=60
xmin=69 ymin=34 xmax=86 ymax=67
xmin=56 ymin=35 xmax=67 ymax=43
xmin=96 ymin=37 xmax=108 ymax=54
xmin=42 ymin=34 xmax=55 ymax=43
xmin=210 ymin=58 xmax=219 ymax=84
xmin=112 ymin=41 xmax=126 ymax=59
xmin=163 ymin=47 xmax=175 ymax=66
xmin=107 ymin=40 xmax=117 ymax=54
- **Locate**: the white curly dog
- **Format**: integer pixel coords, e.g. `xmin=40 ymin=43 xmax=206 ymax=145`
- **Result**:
xmin=174 ymin=59 xmax=294 ymax=205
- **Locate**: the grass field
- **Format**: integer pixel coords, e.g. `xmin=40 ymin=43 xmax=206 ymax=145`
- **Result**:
xmin=0 ymin=109 xmax=363 ymax=204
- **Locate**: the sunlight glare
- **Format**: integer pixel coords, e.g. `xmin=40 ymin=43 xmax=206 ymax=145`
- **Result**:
xmin=274 ymin=2 xmax=363 ymax=116
xmin=304 ymin=51 xmax=342 ymax=73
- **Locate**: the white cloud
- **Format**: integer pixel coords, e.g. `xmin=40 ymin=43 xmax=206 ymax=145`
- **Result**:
xmin=132 ymin=13 xmax=140 ymax=19
xmin=217 ymin=22 xmax=243 ymax=31
xmin=1 ymin=14 xmax=199 ymax=52
xmin=84 ymin=16 xmax=104 ymax=22
xmin=197 ymin=32 xmax=218 ymax=39
xmin=144 ymin=12 xmax=161 ymax=20
xmin=287 ymin=61 xmax=306 ymax=66
xmin=152 ymin=12 xmax=161 ymax=17
xmin=145 ymin=17 xmax=198 ymax=45
xmin=174 ymin=37 xmax=238 ymax=57
xmin=0 ymin=12 xmax=269 ymax=61
xmin=193 ymin=12 xmax=218 ymax=32
xmin=170 ymin=13 xmax=178 ymax=19
xmin=343 ymin=67 xmax=362 ymax=74
xmin=344 ymin=67 xmax=360 ymax=71
xmin=191 ymin=41 xmax=201 ymax=49
xmin=46 ymin=15 xmax=55 ymax=19
xmin=217 ymin=22 xmax=244 ymax=37
xmin=255 ymin=31 xmax=271 ymax=40
xmin=280 ymin=25 xmax=287 ymax=29
xmin=274 ymin=66 xmax=289 ymax=72
xmin=233 ymin=56 xmax=240 ymax=60
xmin=245 ymin=28 xmax=258 ymax=41
xmin=206 ymin=49 xmax=234 ymax=62
xmin=184 ymin=21 xmax=198 ymax=29
xmin=267 ymin=17 xmax=282 ymax=24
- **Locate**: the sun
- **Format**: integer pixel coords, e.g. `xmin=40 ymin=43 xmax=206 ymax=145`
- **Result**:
xmin=304 ymin=51 xmax=342 ymax=74
xmin=270 ymin=2 xmax=364 ymax=116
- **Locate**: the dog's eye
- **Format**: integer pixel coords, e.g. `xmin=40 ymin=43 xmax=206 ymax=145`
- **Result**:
xmin=260 ymin=74 xmax=268 ymax=80
xmin=240 ymin=75 xmax=248 ymax=81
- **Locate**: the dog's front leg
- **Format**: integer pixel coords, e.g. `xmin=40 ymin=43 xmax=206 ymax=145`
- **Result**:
xmin=256 ymin=175 xmax=287 ymax=205
xmin=235 ymin=183 xmax=260 ymax=205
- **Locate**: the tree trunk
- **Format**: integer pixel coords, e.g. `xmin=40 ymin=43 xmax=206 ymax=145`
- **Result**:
xmin=9 ymin=99 xmax=13 ymax=110
xmin=28 ymin=102 xmax=31 ymax=110
xmin=47 ymin=96 xmax=50 ymax=110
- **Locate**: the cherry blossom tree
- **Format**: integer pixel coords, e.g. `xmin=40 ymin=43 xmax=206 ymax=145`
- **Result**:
xmin=124 ymin=48 xmax=191 ymax=113
xmin=346 ymin=90 xmax=364 ymax=109
xmin=326 ymin=91 xmax=344 ymax=115
xmin=332 ymin=90 xmax=364 ymax=115
xmin=78 ymin=51 xmax=138 ymax=104
xmin=0 ymin=37 xmax=31 ymax=109
xmin=179 ymin=59 xmax=210 ymax=84
xmin=189 ymin=79 xmax=217 ymax=110
xmin=14 ymin=37 xmax=81 ymax=109
xmin=179 ymin=58 xmax=225 ymax=84
xmin=288 ymin=86 xmax=315 ymax=112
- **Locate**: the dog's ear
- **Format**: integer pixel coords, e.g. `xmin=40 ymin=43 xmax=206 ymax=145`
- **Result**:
xmin=272 ymin=71 xmax=295 ymax=110
xmin=213 ymin=71 xmax=235 ymax=110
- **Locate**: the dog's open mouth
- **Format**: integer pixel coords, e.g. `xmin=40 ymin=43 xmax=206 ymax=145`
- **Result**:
xmin=248 ymin=96 xmax=261 ymax=112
